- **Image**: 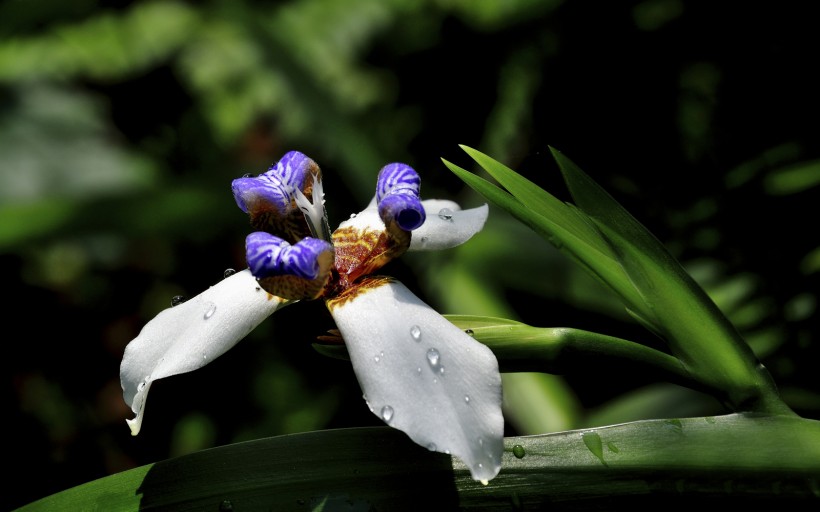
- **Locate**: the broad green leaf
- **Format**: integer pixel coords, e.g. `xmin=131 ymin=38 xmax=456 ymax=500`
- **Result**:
xmin=18 ymin=416 xmax=820 ymax=511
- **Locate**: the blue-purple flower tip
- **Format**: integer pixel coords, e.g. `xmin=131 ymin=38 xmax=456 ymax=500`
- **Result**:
xmin=246 ymin=232 xmax=333 ymax=280
xmin=376 ymin=163 xmax=426 ymax=231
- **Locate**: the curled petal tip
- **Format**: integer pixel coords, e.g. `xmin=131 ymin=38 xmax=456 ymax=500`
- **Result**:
xmin=246 ymin=232 xmax=333 ymax=280
xmin=233 ymin=151 xmax=321 ymax=218
xmin=378 ymin=193 xmax=426 ymax=231
xmin=376 ymin=163 xmax=425 ymax=231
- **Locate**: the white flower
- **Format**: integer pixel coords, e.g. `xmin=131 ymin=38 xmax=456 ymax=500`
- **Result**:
xmin=120 ymin=152 xmax=504 ymax=482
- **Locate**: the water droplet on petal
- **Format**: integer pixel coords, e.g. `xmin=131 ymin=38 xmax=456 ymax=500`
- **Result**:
xmin=242 ymin=173 xmax=252 ymax=178
xmin=416 ymin=367 xmax=422 ymax=375
xmin=439 ymin=366 xmax=445 ymax=375
xmin=171 ymin=295 xmax=186 ymax=307
xmin=137 ymin=381 xmax=146 ymax=392
xmin=465 ymin=329 xmax=474 ymax=337
xmin=512 ymin=445 xmax=526 ymax=459
xmin=223 ymin=268 xmax=236 ymax=279
xmin=426 ymin=348 xmax=440 ymax=367
xmin=204 ymin=303 xmax=217 ymax=319
xmin=349 ymin=212 xmax=358 ymax=218
xmin=478 ymin=438 xmax=484 ymax=447
xmin=381 ymin=405 xmax=394 ymax=422
xmin=374 ymin=355 xmax=380 ymax=362
xmin=410 ymin=325 xmax=421 ymax=341
xmin=438 ymin=208 xmax=454 ymax=221
xmin=426 ymin=443 xmax=437 ymax=451
xmin=464 ymin=395 xmax=470 ymax=403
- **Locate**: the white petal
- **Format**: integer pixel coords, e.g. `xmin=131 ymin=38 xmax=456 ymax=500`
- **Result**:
xmin=409 ymin=201 xmax=489 ymax=251
xmin=120 ymin=269 xmax=283 ymax=435
xmin=336 ymin=205 xmax=382 ymax=232
xmin=327 ymin=279 xmax=504 ymax=481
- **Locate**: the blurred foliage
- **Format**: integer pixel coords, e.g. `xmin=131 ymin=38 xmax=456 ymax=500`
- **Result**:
xmin=3 ymin=1 xmax=817 ymax=509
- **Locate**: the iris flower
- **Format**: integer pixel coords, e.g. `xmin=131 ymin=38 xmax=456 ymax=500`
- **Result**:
xmin=120 ymin=151 xmax=504 ymax=481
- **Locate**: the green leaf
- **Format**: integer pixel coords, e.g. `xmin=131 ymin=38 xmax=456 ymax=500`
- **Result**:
xmin=449 ymin=146 xmax=793 ymax=415
xmin=442 ymin=158 xmax=646 ymax=311
xmin=17 ymin=416 xmax=820 ymax=510
xmin=550 ymin=147 xmax=787 ymax=413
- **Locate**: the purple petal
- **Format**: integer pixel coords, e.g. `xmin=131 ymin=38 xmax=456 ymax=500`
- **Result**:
xmin=246 ymin=232 xmax=333 ymax=280
xmin=375 ymin=163 xmax=425 ymax=231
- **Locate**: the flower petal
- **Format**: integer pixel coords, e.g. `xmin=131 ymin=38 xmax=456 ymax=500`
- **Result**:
xmin=375 ymin=163 xmax=425 ymax=231
xmin=326 ymin=278 xmax=504 ymax=482
xmin=408 ymin=200 xmax=489 ymax=251
xmin=120 ymin=269 xmax=283 ymax=436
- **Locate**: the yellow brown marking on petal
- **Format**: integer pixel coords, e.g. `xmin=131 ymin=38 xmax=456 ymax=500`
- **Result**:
xmin=326 ymin=275 xmax=395 ymax=310
xmin=250 ymin=207 xmax=312 ymax=244
xmin=332 ymin=223 xmax=409 ymax=288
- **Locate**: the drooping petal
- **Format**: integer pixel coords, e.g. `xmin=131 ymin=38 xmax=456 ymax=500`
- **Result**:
xmin=120 ymin=269 xmax=283 ymax=436
xmin=326 ymin=277 xmax=504 ymax=482
xmin=408 ymin=200 xmax=489 ymax=251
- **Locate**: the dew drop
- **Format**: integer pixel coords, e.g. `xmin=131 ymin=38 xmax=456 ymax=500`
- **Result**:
xmin=242 ymin=173 xmax=252 ymax=178
xmin=204 ymin=303 xmax=217 ymax=319
xmin=171 ymin=295 xmax=187 ymax=307
xmin=374 ymin=355 xmax=380 ymax=363
xmin=349 ymin=212 xmax=358 ymax=218
xmin=439 ymin=366 xmax=445 ymax=375
xmin=512 ymin=444 xmax=526 ymax=459
xmin=137 ymin=381 xmax=146 ymax=392
xmin=410 ymin=325 xmax=422 ymax=341
xmin=465 ymin=329 xmax=474 ymax=337
xmin=416 ymin=367 xmax=422 ymax=375
xmin=381 ymin=405 xmax=394 ymax=422
xmin=464 ymin=395 xmax=470 ymax=403
xmin=438 ymin=208 xmax=454 ymax=221
xmin=581 ymin=431 xmax=607 ymax=466
xmin=426 ymin=443 xmax=437 ymax=451
xmin=426 ymin=348 xmax=440 ymax=367
xmin=223 ymin=268 xmax=236 ymax=279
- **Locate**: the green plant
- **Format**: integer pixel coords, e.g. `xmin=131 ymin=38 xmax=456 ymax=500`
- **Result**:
xmin=17 ymin=147 xmax=819 ymax=511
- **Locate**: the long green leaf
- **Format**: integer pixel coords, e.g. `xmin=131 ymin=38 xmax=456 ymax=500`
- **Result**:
xmin=550 ymin=148 xmax=789 ymax=414
xmin=442 ymin=158 xmax=647 ymax=310
xmin=18 ymin=416 xmax=820 ymax=511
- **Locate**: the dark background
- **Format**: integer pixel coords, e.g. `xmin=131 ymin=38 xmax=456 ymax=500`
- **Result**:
xmin=3 ymin=1 xmax=818 ymax=509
